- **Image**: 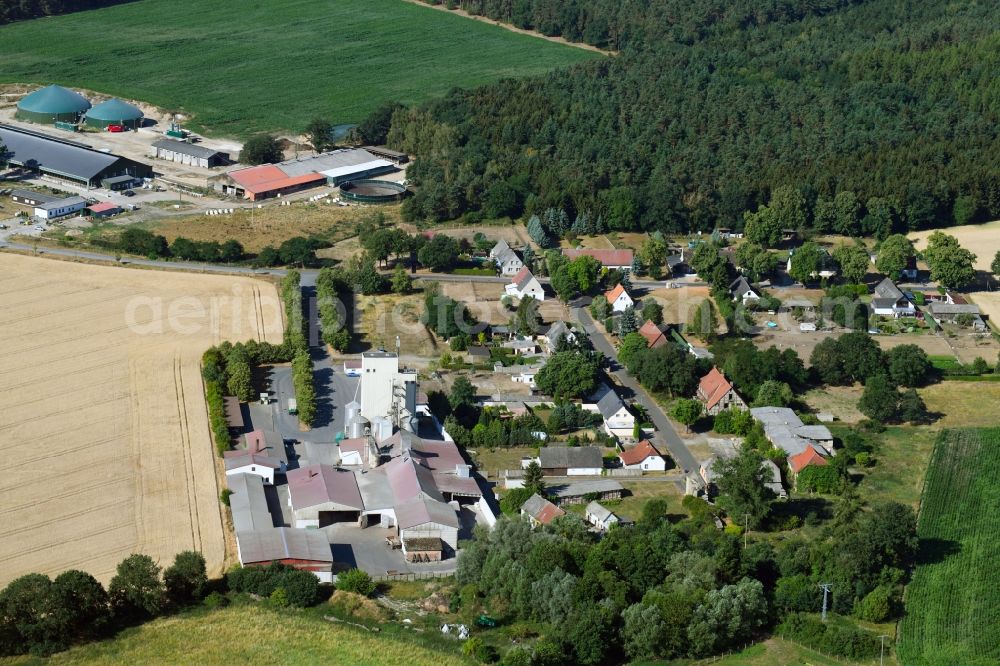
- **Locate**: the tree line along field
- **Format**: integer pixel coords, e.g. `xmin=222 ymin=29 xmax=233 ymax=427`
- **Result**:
xmin=0 ymin=0 xmax=596 ymax=137
xmin=898 ymin=427 xmax=1000 ymax=665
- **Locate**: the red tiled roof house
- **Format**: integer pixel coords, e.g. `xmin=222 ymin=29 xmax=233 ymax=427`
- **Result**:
xmin=697 ymin=367 xmax=747 ymax=416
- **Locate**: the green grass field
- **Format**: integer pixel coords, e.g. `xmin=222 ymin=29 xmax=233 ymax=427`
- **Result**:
xmin=3 ymin=603 xmax=470 ymax=666
xmin=0 ymin=0 xmax=596 ymax=137
xmin=898 ymin=427 xmax=1000 ymax=665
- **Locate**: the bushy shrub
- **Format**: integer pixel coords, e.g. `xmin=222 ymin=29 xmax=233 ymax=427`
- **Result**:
xmin=778 ymin=612 xmax=882 ymax=660
xmin=335 ymin=568 xmax=376 ymax=597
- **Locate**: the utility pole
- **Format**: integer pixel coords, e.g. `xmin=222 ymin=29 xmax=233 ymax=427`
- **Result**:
xmin=744 ymin=513 xmax=749 ymax=549
xmin=879 ymin=634 xmax=889 ymax=666
xmin=818 ymin=583 xmax=832 ymax=622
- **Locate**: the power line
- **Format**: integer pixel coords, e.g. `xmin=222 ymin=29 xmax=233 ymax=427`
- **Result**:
xmin=818 ymin=583 xmax=832 ymax=622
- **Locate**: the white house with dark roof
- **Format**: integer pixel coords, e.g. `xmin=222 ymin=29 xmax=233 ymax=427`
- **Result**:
xmin=505 ymin=267 xmax=545 ymax=301
xmin=872 ymin=278 xmax=915 ymax=318
xmin=491 ymin=239 xmax=524 ymax=276
xmin=223 ymin=450 xmax=282 ymax=485
xmin=730 ymin=276 xmax=760 ymax=304
xmin=585 ymin=501 xmax=624 ymax=532
xmin=585 ymin=385 xmax=635 ymax=438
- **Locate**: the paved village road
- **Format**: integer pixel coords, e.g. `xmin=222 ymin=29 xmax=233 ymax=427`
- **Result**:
xmin=573 ymin=306 xmax=699 ymax=474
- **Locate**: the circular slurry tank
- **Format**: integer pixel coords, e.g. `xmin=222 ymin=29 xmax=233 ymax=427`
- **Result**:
xmin=85 ymin=98 xmax=144 ymax=130
xmin=339 ymin=179 xmax=408 ymax=204
xmin=16 ymin=85 xmax=91 ymax=124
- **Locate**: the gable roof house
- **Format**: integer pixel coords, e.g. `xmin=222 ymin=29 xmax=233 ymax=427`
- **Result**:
xmin=638 ymin=320 xmax=669 ymax=348
xmin=604 ymin=283 xmax=634 ymax=313
xmin=521 ymin=493 xmax=565 ymax=527
xmin=595 ymin=389 xmax=636 ymax=439
xmin=537 ymin=447 xmax=604 ymax=476
xmin=872 ymin=278 xmax=915 ymax=318
xmin=505 ymin=267 xmax=545 ymax=301
xmin=562 ymin=248 xmax=635 ymax=270
xmin=492 ymin=241 xmax=524 ymax=276
xmin=788 ymin=445 xmax=828 ymax=486
xmin=696 ymin=451 xmax=787 ymax=500
xmin=544 ymin=321 xmax=577 ymax=354
xmin=696 ymin=367 xmax=747 ymax=416
xmin=730 ymin=277 xmax=761 ymax=304
xmin=223 ymin=449 xmax=283 ymax=485
xmin=619 ymin=439 xmax=667 ymax=471
xmin=585 ymin=501 xmax=625 ymax=532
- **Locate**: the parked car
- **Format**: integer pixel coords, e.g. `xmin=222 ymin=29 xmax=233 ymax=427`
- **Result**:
xmin=33 ymin=225 xmax=45 ymax=231
xmin=122 ymin=190 xmax=136 ymax=197
xmin=107 ymin=124 xmax=125 ymax=133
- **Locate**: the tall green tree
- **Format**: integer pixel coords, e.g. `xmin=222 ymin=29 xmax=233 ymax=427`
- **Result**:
xmin=109 ymin=554 xmax=165 ymax=622
xmin=832 ymin=243 xmax=870 ymax=284
xmin=534 ymin=352 xmax=600 ymax=399
xmin=239 ymin=134 xmax=282 ymax=165
xmin=713 ymin=449 xmax=775 ymax=529
xmin=304 ymin=117 xmax=334 ymax=152
xmin=876 ymin=234 xmax=915 ymax=279
xmin=923 ymin=231 xmax=976 ymax=290
xmin=163 ymin=551 xmax=207 ymax=607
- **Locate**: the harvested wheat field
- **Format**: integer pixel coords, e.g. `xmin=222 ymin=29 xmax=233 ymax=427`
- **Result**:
xmin=910 ymin=220 xmax=1000 ymax=272
xmin=0 ymin=254 xmax=283 ymax=586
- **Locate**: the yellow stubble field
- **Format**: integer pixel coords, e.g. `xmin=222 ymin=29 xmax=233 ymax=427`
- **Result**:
xmin=0 ymin=254 xmax=283 ymax=586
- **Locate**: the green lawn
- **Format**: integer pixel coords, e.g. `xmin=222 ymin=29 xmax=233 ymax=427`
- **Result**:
xmin=898 ymin=428 xmax=1000 ymax=666
xmin=0 ymin=0 xmax=597 ymax=137
xmin=3 ymin=603 xmax=471 ymax=666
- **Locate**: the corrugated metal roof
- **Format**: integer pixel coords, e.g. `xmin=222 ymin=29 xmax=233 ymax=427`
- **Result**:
xmin=152 ymin=138 xmax=225 ymax=159
xmin=395 ymin=497 xmax=459 ymax=529
xmin=0 ymin=124 xmax=128 ymax=182
xmin=278 ymin=148 xmax=382 ymax=177
xmin=35 ymin=196 xmax=85 ymax=211
xmin=226 ymin=164 xmax=325 ymax=194
xmin=236 ymin=527 xmax=333 ymax=565
xmin=539 ymin=446 xmax=603 ymax=469
xmin=287 ymin=464 xmax=364 ymax=511
xmin=227 ymin=473 xmax=273 ymax=532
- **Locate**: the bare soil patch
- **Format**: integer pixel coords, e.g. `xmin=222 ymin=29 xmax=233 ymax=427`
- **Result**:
xmin=0 ymin=254 xmax=283 ymax=585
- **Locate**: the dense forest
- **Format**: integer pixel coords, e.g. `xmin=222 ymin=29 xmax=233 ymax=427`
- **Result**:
xmin=0 ymin=0 xmax=132 ymax=24
xmin=393 ymin=1 xmax=1000 ymax=233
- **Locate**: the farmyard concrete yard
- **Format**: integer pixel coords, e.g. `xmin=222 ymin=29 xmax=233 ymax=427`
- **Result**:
xmin=0 ymin=253 xmax=282 ymax=585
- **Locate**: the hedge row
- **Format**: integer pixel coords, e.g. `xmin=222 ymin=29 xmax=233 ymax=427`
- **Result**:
xmin=317 ymin=267 xmax=351 ymax=352
xmin=777 ymin=613 xmax=883 ymax=660
xmin=281 ymin=271 xmax=316 ymax=427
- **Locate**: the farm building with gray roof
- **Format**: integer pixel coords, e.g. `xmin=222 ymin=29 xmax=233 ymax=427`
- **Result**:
xmin=0 ymin=124 xmax=152 ymax=187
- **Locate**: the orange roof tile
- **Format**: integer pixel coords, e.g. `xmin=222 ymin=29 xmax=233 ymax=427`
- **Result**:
xmin=698 ymin=367 xmax=736 ymax=411
xmin=619 ymin=440 xmax=663 ymax=466
xmin=605 ymin=283 xmax=628 ymax=303
xmin=228 ymin=164 xmax=325 ymax=194
xmin=789 ymin=446 xmax=828 ymax=474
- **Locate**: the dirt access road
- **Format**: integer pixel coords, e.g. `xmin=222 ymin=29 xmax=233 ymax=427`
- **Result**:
xmin=0 ymin=254 xmax=283 ymax=585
